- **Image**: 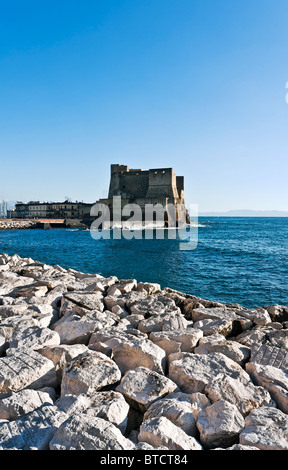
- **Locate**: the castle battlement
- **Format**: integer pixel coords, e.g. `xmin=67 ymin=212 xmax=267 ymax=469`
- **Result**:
xmin=97 ymin=164 xmax=190 ymax=226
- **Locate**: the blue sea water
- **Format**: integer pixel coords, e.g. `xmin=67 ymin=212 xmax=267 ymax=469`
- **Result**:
xmin=0 ymin=217 xmax=287 ymax=308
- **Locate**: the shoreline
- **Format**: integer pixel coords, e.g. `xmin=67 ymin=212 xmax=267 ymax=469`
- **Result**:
xmin=0 ymin=252 xmax=287 ymax=450
xmin=0 ymin=218 xmax=88 ymax=230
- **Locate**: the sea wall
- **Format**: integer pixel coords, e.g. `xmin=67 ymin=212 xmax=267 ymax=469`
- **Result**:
xmin=0 ymin=252 xmax=287 ymax=450
xmin=0 ymin=219 xmax=37 ymax=230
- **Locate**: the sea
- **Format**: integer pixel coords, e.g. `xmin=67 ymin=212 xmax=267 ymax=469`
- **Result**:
xmin=0 ymin=217 xmax=287 ymax=309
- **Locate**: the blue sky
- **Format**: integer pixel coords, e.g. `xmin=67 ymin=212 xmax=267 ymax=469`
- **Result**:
xmin=0 ymin=0 xmax=288 ymax=211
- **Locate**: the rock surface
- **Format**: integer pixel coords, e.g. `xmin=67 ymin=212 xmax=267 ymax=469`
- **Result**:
xmin=0 ymin=252 xmax=287 ymax=450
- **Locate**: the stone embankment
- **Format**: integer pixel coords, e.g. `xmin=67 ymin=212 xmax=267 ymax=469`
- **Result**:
xmin=0 ymin=252 xmax=287 ymax=450
xmin=0 ymin=220 xmax=36 ymax=230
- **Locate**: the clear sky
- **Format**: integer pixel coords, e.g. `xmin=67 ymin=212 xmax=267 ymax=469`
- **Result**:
xmin=0 ymin=0 xmax=288 ymax=212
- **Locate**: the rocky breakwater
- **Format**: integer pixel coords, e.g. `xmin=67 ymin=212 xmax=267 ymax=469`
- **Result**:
xmin=0 ymin=220 xmax=36 ymax=230
xmin=0 ymin=252 xmax=287 ymax=451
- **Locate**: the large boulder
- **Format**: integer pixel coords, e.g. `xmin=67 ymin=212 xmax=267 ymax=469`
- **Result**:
xmin=0 ymin=403 xmax=67 ymax=450
xmin=143 ymin=397 xmax=198 ymax=436
xmin=246 ymin=362 xmax=288 ymax=414
xmin=56 ymin=391 xmax=129 ymax=433
xmin=0 ymin=349 xmax=57 ymax=394
xmin=196 ymin=400 xmax=245 ymax=449
xmin=239 ymin=407 xmax=288 ymax=450
xmin=204 ymin=374 xmax=272 ymax=416
xmin=0 ymin=389 xmax=54 ymax=420
xmin=61 ymin=350 xmax=121 ymax=396
xmin=8 ymin=325 xmax=60 ymax=350
xmin=116 ymin=366 xmax=178 ymax=412
xmin=49 ymin=415 xmax=135 ymax=450
xmin=138 ymin=416 xmax=203 ymax=450
xmin=168 ymin=352 xmax=250 ymax=394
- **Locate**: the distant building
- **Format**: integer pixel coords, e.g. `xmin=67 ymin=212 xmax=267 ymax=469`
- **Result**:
xmin=0 ymin=201 xmax=7 ymax=218
xmin=96 ymin=164 xmax=190 ymax=225
xmin=7 ymin=201 xmax=94 ymax=220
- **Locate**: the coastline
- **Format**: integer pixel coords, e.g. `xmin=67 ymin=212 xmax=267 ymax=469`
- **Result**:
xmin=0 ymin=218 xmax=88 ymax=230
xmin=0 ymin=252 xmax=287 ymax=450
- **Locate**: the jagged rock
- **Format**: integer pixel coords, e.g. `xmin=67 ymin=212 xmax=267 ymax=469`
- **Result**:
xmin=0 ymin=403 xmax=68 ymax=450
xmin=63 ymin=292 xmax=104 ymax=312
xmin=0 ymin=389 xmax=54 ymax=420
xmin=15 ymin=285 xmax=48 ymax=298
xmin=250 ymin=342 xmax=288 ymax=370
xmin=168 ymin=391 xmax=211 ymax=418
xmin=138 ymin=416 xmax=203 ymax=450
xmin=143 ymin=397 xmax=197 ymax=436
xmin=149 ymin=328 xmax=203 ymax=355
xmin=61 ymin=350 xmax=121 ymax=396
xmin=191 ymin=307 xmax=238 ymax=323
xmin=0 ymin=349 xmax=57 ymax=394
xmin=0 ymin=271 xmax=35 ymax=296
xmin=265 ymin=305 xmax=288 ymax=323
xmin=136 ymin=282 xmax=161 ymax=295
xmin=196 ymin=400 xmax=245 ymax=449
xmin=130 ymin=295 xmax=180 ymax=317
xmin=113 ymin=338 xmax=166 ymax=375
xmin=8 ymin=325 xmax=60 ymax=350
xmin=115 ymin=279 xmax=137 ymax=294
xmin=239 ymin=407 xmax=288 ymax=450
xmin=0 ymin=304 xmax=55 ymax=330
xmin=37 ymin=344 xmax=87 ymax=383
xmin=138 ymin=313 xmax=188 ymax=334
xmin=49 ymin=415 xmax=135 ymax=450
xmin=51 ymin=311 xmax=109 ymax=345
xmin=266 ymin=329 xmax=288 ymax=350
xmin=116 ymin=366 xmax=178 ymax=412
xmin=246 ymin=362 xmax=288 ymax=414
xmin=204 ymin=373 xmax=272 ymax=416
xmin=194 ymin=334 xmax=250 ymax=365
xmin=236 ymin=326 xmax=269 ymax=347
xmin=56 ymin=391 xmax=129 ymax=433
xmin=193 ymin=318 xmax=234 ymax=337
xmin=235 ymin=308 xmax=272 ymax=326
xmin=106 ymin=286 xmax=122 ymax=297
xmin=168 ymin=352 xmax=250 ymax=394
xmin=89 ymin=330 xmax=166 ymax=375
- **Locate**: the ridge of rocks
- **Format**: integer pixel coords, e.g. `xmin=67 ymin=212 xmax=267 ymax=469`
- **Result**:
xmin=0 ymin=252 xmax=287 ymax=450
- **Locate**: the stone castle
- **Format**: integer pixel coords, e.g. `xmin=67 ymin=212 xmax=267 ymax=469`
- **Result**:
xmin=96 ymin=164 xmax=190 ymax=226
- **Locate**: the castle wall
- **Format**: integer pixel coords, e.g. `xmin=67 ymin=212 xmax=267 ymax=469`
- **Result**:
xmin=146 ymin=168 xmax=179 ymax=200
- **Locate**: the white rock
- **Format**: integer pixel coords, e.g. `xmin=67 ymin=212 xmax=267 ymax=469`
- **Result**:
xmin=116 ymin=366 xmax=178 ymax=412
xmin=194 ymin=334 xmax=250 ymax=365
xmin=196 ymin=400 xmax=245 ymax=449
xmin=246 ymin=362 xmax=288 ymax=414
xmin=239 ymin=406 xmax=288 ymax=450
xmin=143 ymin=397 xmax=197 ymax=436
xmin=138 ymin=416 xmax=203 ymax=450
xmin=0 ymin=349 xmax=57 ymax=393
xmin=63 ymin=291 xmax=104 ymax=312
xmin=37 ymin=344 xmax=87 ymax=383
xmin=205 ymin=373 xmax=272 ymax=416
xmin=0 ymin=389 xmax=54 ymax=420
xmin=49 ymin=415 xmax=135 ymax=450
xmin=169 ymin=352 xmax=250 ymax=394
xmin=9 ymin=325 xmax=60 ymax=350
xmin=150 ymin=328 xmax=203 ymax=354
xmin=0 ymin=403 xmax=67 ymax=450
xmin=56 ymin=391 xmax=129 ymax=433
xmin=61 ymin=350 xmax=121 ymax=396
